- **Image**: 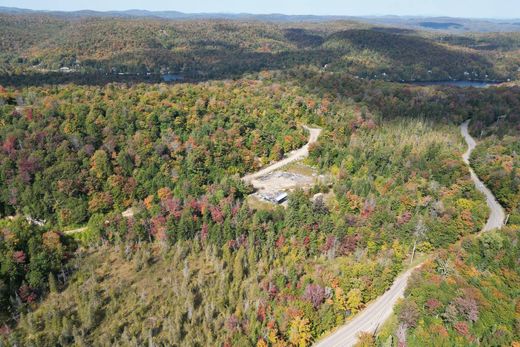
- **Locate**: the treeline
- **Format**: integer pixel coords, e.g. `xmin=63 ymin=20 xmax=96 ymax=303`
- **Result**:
xmin=287 ymin=69 xmax=520 ymax=126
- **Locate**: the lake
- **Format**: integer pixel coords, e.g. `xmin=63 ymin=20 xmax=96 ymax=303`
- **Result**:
xmin=408 ymin=81 xmax=501 ymax=88
xmin=162 ymin=74 xmax=184 ymax=82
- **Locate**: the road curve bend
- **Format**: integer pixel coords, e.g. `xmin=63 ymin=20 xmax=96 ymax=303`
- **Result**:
xmin=65 ymin=126 xmax=321 ymax=235
xmin=242 ymin=126 xmax=321 ymax=183
xmin=314 ymin=120 xmax=505 ymax=347
xmin=461 ymin=120 xmax=506 ymax=231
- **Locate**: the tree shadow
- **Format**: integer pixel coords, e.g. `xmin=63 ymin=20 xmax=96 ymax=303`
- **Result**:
xmin=0 ymin=47 xmax=342 ymax=87
xmin=323 ymin=29 xmax=498 ymax=81
xmin=283 ymin=28 xmax=325 ymax=48
xmin=327 ymin=29 xmax=493 ymax=67
xmin=0 ymin=27 xmax=504 ymax=87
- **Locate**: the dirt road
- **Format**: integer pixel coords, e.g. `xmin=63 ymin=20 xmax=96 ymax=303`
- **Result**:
xmin=64 ymin=207 xmax=135 ymax=235
xmin=461 ymin=120 xmax=505 ymax=231
xmin=242 ymin=126 xmax=321 ymax=184
xmin=314 ymin=265 xmax=418 ymax=347
xmin=314 ymin=120 xmax=505 ymax=347
xmin=65 ymin=128 xmax=320 ymax=235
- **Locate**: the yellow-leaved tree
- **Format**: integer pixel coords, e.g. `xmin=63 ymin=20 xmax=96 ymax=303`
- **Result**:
xmin=289 ymin=315 xmax=312 ymax=347
xmin=347 ymin=288 xmax=363 ymax=314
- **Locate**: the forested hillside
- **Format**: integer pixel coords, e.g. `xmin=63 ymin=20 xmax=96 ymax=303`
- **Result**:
xmin=467 ymin=98 xmax=520 ymax=225
xmin=472 ymin=137 xmax=520 ymax=224
xmin=0 ymin=81 xmax=308 ymax=225
xmin=0 ymin=11 xmax=519 ymax=347
xmin=1 ymin=14 xmax=520 ymax=83
xmin=0 ymin=74 xmax=493 ymax=345
xmin=323 ymin=29 xmax=494 ymax=81
xmin=378 ymin=227 xmax=519 ymax=346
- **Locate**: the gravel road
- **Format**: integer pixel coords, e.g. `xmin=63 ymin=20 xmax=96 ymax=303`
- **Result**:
xmin=315 ymin=120 xmax=505 ymax=347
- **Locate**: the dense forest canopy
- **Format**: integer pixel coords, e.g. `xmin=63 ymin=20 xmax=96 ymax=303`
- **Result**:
xmin=0 ymin=80 xmax=318 ymax=225
xmin=4 ymin=73 xmax=517 ymax=345
xmin=379 ymin=227 xmax=520 ymax=346
xmin=0 ymin=11 xmax=519 ymax=347
xmin=1 ymin=15 xmax=520 ymax=84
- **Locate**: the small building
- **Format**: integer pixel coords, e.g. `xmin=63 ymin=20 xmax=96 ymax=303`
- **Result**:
xmin=259 ymin=191 xmax=289 ymax=205
xmin=274 ymin=192 xmax=288 ymax=204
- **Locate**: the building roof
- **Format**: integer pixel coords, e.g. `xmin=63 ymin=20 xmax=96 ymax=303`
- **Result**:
xmin=274 ymin=192 xmax=288 ymax=202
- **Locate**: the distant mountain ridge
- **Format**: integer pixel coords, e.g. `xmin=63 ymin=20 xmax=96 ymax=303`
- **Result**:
xmin=0 ymin=6 xmax=348 ymax=21
xmin=1 ymin=6 xmax=520 ymax=32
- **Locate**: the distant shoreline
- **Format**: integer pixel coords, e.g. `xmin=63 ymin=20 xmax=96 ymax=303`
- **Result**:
xmin=402 ymin=80 xmax=505 ymax=88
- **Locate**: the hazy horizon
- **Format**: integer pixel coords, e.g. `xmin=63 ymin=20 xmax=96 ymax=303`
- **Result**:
xmin=1 ymin=0 xmax=519 ymax=19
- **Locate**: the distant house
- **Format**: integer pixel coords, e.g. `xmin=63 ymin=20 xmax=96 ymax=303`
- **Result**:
xmin=59 ymin=67 xmax=71 ymax=73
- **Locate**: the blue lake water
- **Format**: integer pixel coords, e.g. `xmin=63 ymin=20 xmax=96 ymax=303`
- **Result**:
xmin=162 ymin=74 xmax=184 ymax=82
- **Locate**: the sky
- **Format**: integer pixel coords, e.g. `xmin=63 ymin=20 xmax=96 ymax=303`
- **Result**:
xmin=1 ymin=0 xmax=519 ymax=19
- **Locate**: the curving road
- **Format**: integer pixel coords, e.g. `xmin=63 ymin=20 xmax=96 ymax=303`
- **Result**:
xmin=461 ymin=120 xmax=505 ymax=231
xmin=314 ymin=265 xmax=419 ymax=347
xmin=242 ymin=126 xmax=321 ymax=183
xmin=314 ymin=120 xmax=505 ymax=347
xmin=65 ymin=127 xmax=320 ymax=235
